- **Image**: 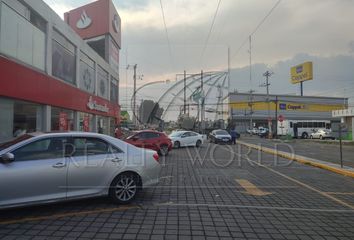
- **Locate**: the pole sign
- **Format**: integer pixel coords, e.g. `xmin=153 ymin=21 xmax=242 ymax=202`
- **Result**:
xmin=278 ymin=115 xmax=285 ymax=122
xmin=290 ymin=61 xmax=313 ymax=84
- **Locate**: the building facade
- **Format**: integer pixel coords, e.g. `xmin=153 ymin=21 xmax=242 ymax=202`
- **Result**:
xmin=229 ymin=93 xmax=347 ymax=133
xmin=0 ymin=0 xmax=121 ymax=143
xmin=332 ymin=107 xmax=354 ymax=140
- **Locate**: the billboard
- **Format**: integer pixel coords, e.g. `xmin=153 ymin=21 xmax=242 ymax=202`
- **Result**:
xmin=290 ymin=62 xmax=313 ymax=84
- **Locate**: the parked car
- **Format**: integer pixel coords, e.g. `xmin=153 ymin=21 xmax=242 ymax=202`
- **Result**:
xmin=209 ymin=129 xmax=232 ymax=144
xmin=0 ymin=132 xmax=161 ymax=209
xmin=258 ymin=127 xmax=269 ymax=138
xmin=125 ymin=130 xmax=173 ymax=156
xmin=310 ymin=129 xmax=335 ymax=140
xmin=246 ymin=128 xmax=259 ymax=135
xmin=169 ymin=131 xmax=203 ymax=148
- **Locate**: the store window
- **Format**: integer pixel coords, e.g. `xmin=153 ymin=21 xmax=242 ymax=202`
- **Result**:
xmin=110 ymin=76 xmax=119 ymax=104
xmin=79 ymin=52 xmax=95 ymax=93
xmin=51 ymin=107 xmax=74 ymax=131
xmin=97 ymin=116 xmax=109 ymax=135
xmin=52 ymin=29 xmax=76 ymax=84
xmin=0 ymin=2 xmax=46 ymax=70
xmin=0 ymin=98 xmax=43 ymax=143
xmin=79 ymin=112 xmax=94 ymax=132
xmin=97 ymin=65 xmax=109 ymax=99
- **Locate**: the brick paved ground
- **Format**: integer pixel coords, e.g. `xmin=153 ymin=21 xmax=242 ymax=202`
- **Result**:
xmin=1 ymin=143 xmax=354 ymax=239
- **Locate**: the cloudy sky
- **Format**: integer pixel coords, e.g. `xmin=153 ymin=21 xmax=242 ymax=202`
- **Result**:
xmin=44 ymin=0 xmax=354 ymax=109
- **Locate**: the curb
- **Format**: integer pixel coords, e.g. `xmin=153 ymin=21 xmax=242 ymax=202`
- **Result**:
xmin=238 ymin=141 xmax=354 ymax=179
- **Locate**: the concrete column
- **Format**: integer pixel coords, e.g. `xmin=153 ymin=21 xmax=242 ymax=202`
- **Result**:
xmin=43 ymin=105 xmax=51 ymax=132
xmin=73 ymin=111 xmax=80 ymax=131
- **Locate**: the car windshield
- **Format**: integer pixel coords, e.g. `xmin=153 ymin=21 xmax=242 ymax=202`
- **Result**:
xmin=215 ymin=130 xmax=228 ymax=135
xmin=0 ymin=134 xmax=34 ymax=150
xmin=169 ymin=132 xmax=184 ymax=137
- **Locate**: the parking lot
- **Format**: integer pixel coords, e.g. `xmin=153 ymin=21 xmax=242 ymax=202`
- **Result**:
xmin=1 ymin=143 xmax=354 ymax=240
xmin=240 ymin=135 xmax=354 ymax=168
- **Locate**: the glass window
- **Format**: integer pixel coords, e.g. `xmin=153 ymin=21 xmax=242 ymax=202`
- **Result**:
xmin=110 ymin=76 xmax=119 ymax=103
xmin=290 ymin=122 xmax=293 ymax=128
xmin=0 ymin=3 xmax=45 ymax=70
xmin=97 ymin=116 xmax=109 ymax=134
xmin=52 ymin=29 xmax=76 ymax=84
xmin=146 ymin=132 xmax=160 ymax=139
xmin=97 ymin=65 xmax=109 ymax=99
xmin=303 ymin=122 xmax=308 ymax=128
xmin=314 ymin=122 xmax=319 ymax=128
xmin=73 ymin=137 xmax=108 ymax=156
xmin=297 ymin=122 xmax=303 ymax=128
xmin=79 ymin=52 xmax=95 ymax=93
xmin=12 ymin=137 xmax=69 ymax=161
xmin=308 ymin=122 xmax=314 ymax=128
xmin=51 ymin=107 xmax=74 ymax=131
xmin=79 ymin=112 xmax=94 ymax=132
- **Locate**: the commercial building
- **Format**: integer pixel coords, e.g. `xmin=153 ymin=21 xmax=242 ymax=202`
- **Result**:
xmin=0 ymin=0 xmax=121 ymax=143
xmin=332 ymin=107 xmax=354 ymax=140
xmin=229 ymin=92 xmax=347 ymax=133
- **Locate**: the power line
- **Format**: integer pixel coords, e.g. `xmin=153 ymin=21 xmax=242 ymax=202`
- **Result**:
xmin=200 ymin=0 xmax=222 ymax=62
xmin=159 ymin=0 xmax=173 ymax=67
xmin=231 ymin=0 xmax=282 ymax=61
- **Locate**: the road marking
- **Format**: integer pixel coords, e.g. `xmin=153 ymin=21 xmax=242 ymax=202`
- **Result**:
xmin=156 ymin=202 xmax=354 ymax=213
xmin=0 ymin=205 xmax=140 ymax=225
xmin=235 ymin=179 xmax=272 ymax=196
xmin=220 ymin=145 xmax=354 ymax=210
xmin=326 ymin=192 xmax=354 ymax=195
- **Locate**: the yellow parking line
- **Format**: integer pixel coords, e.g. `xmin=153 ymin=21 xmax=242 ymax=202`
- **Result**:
xmin=235 ymin=179 xmax=272 ymax=196
xmin=0 ymin=205 xmax=139 ymax=225
xmin=326 ymin=192 xmax=354 ymax=195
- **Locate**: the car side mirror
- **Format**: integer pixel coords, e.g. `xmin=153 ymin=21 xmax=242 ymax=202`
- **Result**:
xmin=0 ymin=153 xmax=15 ymax=163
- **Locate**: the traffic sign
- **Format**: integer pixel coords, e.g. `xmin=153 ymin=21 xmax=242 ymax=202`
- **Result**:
xmin=278 ymin=115 xmax=285 ymax=122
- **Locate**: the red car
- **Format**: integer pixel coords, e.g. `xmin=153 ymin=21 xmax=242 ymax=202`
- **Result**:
xmin=125 ymin=130 xmax=173 ymax=156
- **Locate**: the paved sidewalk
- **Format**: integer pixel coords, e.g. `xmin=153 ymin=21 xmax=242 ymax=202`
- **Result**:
xmin=240 ymin=135 xmax=354 ymax=168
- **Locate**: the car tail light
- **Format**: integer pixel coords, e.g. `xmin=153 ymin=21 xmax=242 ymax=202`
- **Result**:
xmin=153 ymin=153 xmax=159 ymax=162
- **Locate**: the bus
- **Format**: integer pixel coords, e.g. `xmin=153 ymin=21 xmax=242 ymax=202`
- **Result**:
xmin=277 ymin=120 xmax=331 ymax=138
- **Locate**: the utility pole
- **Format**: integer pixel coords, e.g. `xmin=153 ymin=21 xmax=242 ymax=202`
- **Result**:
xmin=248 ymin=36 xmax=254 ymax=130
xmin=184 ymin=70 xmax=186 ymax=115
xmin=127 ymin=64 xmax=138 ymax=126
xmin=133 ymin=64 xmax=137 ymax=126
xmin=200 ymin=70 xmax=205 ymax=134
xmin=261 ymin=70 xmax=273 ymax=137
xmin=228 ymin=46 xmax=231 ymax=124
xmin=248 ymin=89 xmax=255 ymax=129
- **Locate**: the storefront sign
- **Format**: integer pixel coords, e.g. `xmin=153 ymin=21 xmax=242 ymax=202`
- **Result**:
xmin=87 ymin=96 xmax=109 ymax=113
xmin=59 ymin=112 xmax=68 ymax=131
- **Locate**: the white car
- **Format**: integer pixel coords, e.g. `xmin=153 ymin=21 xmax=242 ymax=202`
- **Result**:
xmin=310 ymin=129 xmax=335 ymax=140
xmin=0 ymin=132 xmax=161 ymax=209
xmin=169 ymin=131 xmax=204 ymax=148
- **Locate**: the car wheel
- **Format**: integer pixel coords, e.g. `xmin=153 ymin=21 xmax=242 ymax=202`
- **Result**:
xmin=196 ymin=140 xmax=202 ymax=148
xmin=302 ymin=132 xmax=308 ymax=139
xmin=174 ymin=141 xmax=180 ymax=148
xmin=109 ymin=173 xmax=140 ymax=204
xmin=159 ymin=145 xmax=169 ymax=156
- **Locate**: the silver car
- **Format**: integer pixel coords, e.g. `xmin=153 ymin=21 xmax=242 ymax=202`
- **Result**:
xmin=310 ymin=129 xmax=335 ymax=140
xmin=0 ymin=132 xmax=161 ymax=209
